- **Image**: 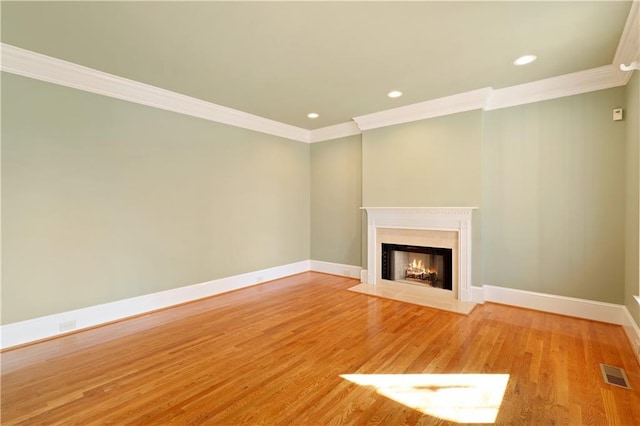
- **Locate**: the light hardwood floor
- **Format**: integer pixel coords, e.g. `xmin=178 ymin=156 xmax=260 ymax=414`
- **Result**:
xmin=2 ymin=272 xmax=639 ymax=425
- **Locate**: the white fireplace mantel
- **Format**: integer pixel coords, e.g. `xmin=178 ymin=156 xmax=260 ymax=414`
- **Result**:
xmin=361 ymin=207 xmax=478 ymax=302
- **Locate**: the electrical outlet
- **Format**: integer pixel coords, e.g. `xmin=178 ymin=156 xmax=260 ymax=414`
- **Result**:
xmin=59 ymin=320 xmax=76 ymax=332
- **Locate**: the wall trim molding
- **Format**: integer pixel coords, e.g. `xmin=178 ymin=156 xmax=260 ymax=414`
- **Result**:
xmin=475 ymin=285 xmax=639 ymax=360
xmin=613 ymin=0 xmax=639 ymax=85
xmin=309 ymin=260 xmax=362 ymax=280
xmin=0 ymin=43 xmax=312 ymax=143
xmin=352 ymin=88 xmax=492 ymax=131
xmin=2 ymin=263 xmax=637 ymax=352
xmin=622 ymin=307 xmax=640 ymax=364
xmin=309 ymin=121 xmax=361 ymax=143
xmin=476 ymin=285 xmax=625 ymax=325
xmin=3 ymin=16 xmax=637 ymax=145
xmin=471 ymin=286 xmax=485 ymax=304
xmin=0 ymin=260 xmax=311 ymax=350
xmin=485 ymin=65 xmax=628 ymax=111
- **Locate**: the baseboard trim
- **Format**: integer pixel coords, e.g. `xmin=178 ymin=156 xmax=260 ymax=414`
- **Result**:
xmin=310 ymin=260 xmax=362 ymax=280
xmin=479 ymin=285 xmax=625 ymax=325
xmin=2 ymin=265 xmax=633 ymax=351
xmin=622 ymin=307 xmax=640 ymax=364
xmin=471 ymin=286 xmax=485 ymax=304
xmin=0 ymin=260 xmax=310 ymax=350
xmin=354 ymin=278 xmax=623 ymax=325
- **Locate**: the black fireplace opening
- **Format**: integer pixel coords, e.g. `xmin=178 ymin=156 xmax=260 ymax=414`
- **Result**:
xmin=381 ymin=243 xmax=452 ymax=290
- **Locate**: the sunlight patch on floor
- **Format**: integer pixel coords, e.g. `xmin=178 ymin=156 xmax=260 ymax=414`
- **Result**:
xmin=340 ymin=373 xmax=509 ymax=424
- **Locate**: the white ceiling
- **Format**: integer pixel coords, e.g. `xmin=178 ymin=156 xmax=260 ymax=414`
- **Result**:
xmin=0 ymin=1 xmax=635 ymax=130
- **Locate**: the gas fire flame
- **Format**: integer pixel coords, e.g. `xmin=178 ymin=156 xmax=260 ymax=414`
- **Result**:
xmin=408 ymin=258 xmax=437 ymax=275
xmin=406 ymin=257 xmax=438 ymax=283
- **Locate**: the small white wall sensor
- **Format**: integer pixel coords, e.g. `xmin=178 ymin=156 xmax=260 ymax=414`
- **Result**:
xmin=613 ymin=108 xmax=623 ymax=121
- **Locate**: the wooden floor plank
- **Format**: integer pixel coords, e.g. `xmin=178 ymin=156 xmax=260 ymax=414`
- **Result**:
xmin=2 ymin=272 xmax=639 ymax=425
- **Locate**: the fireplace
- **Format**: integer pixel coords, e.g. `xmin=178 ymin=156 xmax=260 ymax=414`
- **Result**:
xmin=381 ymin=243 xmax=453 ymax=290
xmin=362 ymin=207 xmax=477 ymax=302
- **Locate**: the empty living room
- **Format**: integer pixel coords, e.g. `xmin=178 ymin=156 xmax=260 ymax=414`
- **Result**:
xmin=1 ymin=1 xmax=640 ymax=424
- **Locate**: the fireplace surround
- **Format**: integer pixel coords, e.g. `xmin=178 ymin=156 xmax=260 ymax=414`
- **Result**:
xmin=361 ymin=207 xmax=477 ymax=302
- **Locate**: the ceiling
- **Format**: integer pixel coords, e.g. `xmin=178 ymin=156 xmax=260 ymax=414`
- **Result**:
xmin=1 ymin=1 xmax=633 ymax=130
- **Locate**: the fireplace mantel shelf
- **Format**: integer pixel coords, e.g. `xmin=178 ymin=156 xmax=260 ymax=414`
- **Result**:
xmin=361 ymin=207 xmax=479 ymax=209
xmin=361 ymin=207 xmax=478 ymax=211
xmin=361 ymin=207 xmax=478 ymax=219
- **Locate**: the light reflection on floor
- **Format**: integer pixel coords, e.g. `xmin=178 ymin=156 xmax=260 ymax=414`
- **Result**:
xmin=340 ymin=373 xmax=509 ymax=424
xmin=348 ymin=282 xmax=477 ymax=314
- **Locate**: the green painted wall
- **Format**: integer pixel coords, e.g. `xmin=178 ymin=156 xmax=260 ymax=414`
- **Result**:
xmin=2 ymin=69 xmax=635 ymax=325
xmin=362 ymin=111 xmax=482 ymax=207
xmin=625 ymin=72 xmax=639 ymax=325
xmin=482 ymin=88 xmax=626 ymax=303
xmin=310 ymin=136 xmax=362 ymax=266
xmin=1 ymin=73 xmax=310 ymax=324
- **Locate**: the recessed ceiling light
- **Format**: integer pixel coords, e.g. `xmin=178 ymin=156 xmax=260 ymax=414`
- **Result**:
xmin=307 ymin=112 xmax=319 ymax=119
xmin=387 ymin=90 xmax=403 ymax=98
xmin=513 ymin=55 xmax=537 ymax=66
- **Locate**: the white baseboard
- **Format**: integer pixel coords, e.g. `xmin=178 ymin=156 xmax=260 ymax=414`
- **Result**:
xmin=0 ymin=260 xmax=310 ymax=350
xmin=310 ymin=260 xmax=361 ymax=279
xmin=478 ymin=285 xmax=625 ymax=325
xmin=357 ymin=280 xmax=623 ymax=325
xmin=471 ymin=286 xmax=485 ymax=304
xmin=360 ymin=269 xmax=368 ymax=283
xmin=622 ymin=307 xmax=640 ymax=363
xmin=2 ymin=264 xmax=635 ymax=352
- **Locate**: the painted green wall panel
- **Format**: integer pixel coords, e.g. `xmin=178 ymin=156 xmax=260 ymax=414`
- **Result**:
xmin=624 ymin=72 xmax=640 ymax=325
xmin=1 ymin=73 xmax=310 ymax=324
xmin=362 ymin=110 xmax=482 ymax=207
xmin=310 ymin=136 xmax=362 ymax=266
xmin=482 ymin=88 xmax=626 ymax=303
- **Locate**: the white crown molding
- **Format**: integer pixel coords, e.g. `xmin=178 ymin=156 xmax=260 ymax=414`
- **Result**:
xmin=614 ymin=0 xmax=640 ymax=84
xmin=353 ymin=62 xmax=629 ymax=130
xmin=353 ymin=88 xmax=492 ymax=132
xmin=2 ymin=0 xmax=638 ymax=145
xmin=309 ymin=121 xmax=361 ymax=143
xmin=485 ymin=64 xmax=627 ymax=111
xmin=0 ymin=43 xmax=312 ymax=143
xmin=337 ymin=1 xmax=640 ymax=132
